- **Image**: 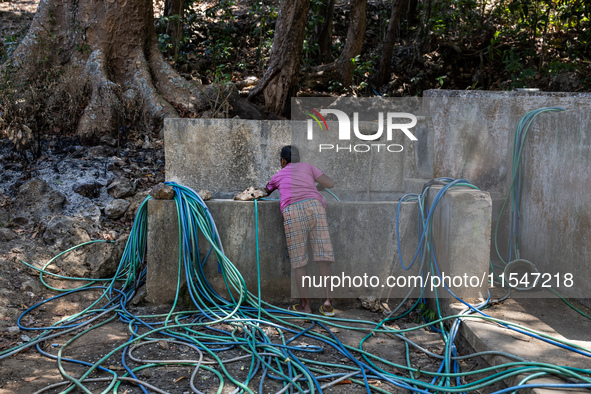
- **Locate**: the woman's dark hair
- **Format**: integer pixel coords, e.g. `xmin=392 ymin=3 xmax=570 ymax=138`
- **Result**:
xmin=280 ymin=145 xmax=300 ymax=163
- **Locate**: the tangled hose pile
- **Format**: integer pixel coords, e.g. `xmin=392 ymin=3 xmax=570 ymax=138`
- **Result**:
xmin=1 ymin=108 xmax=591 ymax=393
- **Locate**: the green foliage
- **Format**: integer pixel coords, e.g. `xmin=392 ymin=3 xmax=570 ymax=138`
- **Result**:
xmin=351 ymin=54 xmax=375 ymax=94
xmin=1 ymin=34 xmax=20 ymax=64
xmin=415 ymin=302 xmax=437 ymax=325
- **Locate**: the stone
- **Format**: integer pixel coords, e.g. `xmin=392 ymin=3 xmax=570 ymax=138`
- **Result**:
xmin=87 ymin=145 xmax=116 ymax=158
xmin=0 ymin=228 xmax=17 ymax=242
xmin=227 ymin=91 xmax=266 ymax=120
xmin=43 ymin=216 xmax=91 ymax=249
xmin=11 ymin=179 xmax=66 ymax=224
xmin=21 ymin=279 xmax=43 ymax=293
xmin=359 ymin=295 xmax=384 ymax=313
xmin=87 ymin=236 xmax=128 ymax=278
xmin=125 ymin=191 xmax=150 ymax=221
xmin=107 ymin=177 xmax=136 ymax=198
xmin=104 ymin=199 xmax=130 ymax=219
xmin=99 ymin=136 xmax=117 ymax=147
xmin=548 ymin=72 xmax=581 ymax=92
xmin=142 ymin=136 xmax=153 ymax=150
xmin=235 ymin=76 xmax=259 ymax=90
xmin=233 ymin=186 xmax=268 ymax=201
xmin=149 ymin=184 xmax=175 ymax=200
xmin=73 ymin=182 xmax=103 ymax=198
xmin=198 ymin=190 xmax=212 ymax=201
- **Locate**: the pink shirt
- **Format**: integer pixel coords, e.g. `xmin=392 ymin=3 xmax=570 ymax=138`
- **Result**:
xmin=266 ymin=163 xmax=326 ymax=212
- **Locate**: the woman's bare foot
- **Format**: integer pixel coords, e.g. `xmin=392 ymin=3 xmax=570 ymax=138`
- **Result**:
xmin=291 ymin=303 xmax=312 ymax=313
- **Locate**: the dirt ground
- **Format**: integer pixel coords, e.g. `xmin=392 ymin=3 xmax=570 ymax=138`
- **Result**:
xmin=0 ymin=129 xmax=481 ymax=393
xmin=1 ymin=298 xmax=464 ymax=393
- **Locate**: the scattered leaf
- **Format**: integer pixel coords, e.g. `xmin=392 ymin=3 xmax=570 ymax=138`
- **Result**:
xmin=335 ymin=379 xmax=352 ymax=385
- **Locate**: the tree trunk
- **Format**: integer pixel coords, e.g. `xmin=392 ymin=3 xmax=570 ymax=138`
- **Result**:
xmin=3 ymin=0 xmax=208 ymax=143
xmin=248 ymin=0 xmax=310 ymax=117
xmin=335 ymin=0 xmax=367 ymax=87
xmin=407 ymin=0 xmax=419 ymax=26
xmin=164 ymin=0 xmax=184 ymax=57
xmin=374 ymin=0 xmax=406 ymax=87
xmin=316 ymin=0 xmax=336 ymax=64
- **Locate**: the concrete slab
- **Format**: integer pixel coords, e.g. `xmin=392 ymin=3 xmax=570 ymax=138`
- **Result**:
xmin=453 ymin=295 xmax=591 ymax=393
xmin=426 ymin=185 xmax=492 ymax=300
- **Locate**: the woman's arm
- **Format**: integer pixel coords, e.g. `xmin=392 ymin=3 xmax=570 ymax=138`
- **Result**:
xmin=315 ymin=174 xmax=334 ymax=189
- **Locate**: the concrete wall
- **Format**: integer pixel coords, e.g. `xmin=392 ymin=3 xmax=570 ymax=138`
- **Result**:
xmin=427 ymin=186 xmax=492 ymax=301
xmin=519 ymin=111 xmax=591 ymax=302
xmin=164 ymin=119 xmax=434 ymax=200
xmin=147 ymin=199 xmax=422 ymax=303
xmin=146 ymin=193 xmax=492 ymax=304
xmin=424 ymin=90 xmax=591 ymax=304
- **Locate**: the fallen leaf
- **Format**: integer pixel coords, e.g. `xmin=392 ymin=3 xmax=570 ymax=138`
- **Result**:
xmin=335 ymin=379 xmax=352 ymax=385
xmin=23 ymin=377 xmax=38 ymax=382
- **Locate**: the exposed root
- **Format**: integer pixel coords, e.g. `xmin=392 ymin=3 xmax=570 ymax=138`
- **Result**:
xmin=129 ymin=50 xmax=179 ymax=134
xmin=77 ymin=50 xmax=122 ymax=143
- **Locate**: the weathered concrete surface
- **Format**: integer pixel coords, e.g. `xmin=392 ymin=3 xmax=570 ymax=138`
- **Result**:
xmin=519 ymin=111 xmax=591 ymax=303
xmin=451 ymin=296 xmax=591 ymax=393
xmin=148 ymin=199 xmax=422 ymax=303
xmin=146 ymin=199 xmax=180 ymax=304
xmin=146 ymin=190 xmax=493 ymax=304
xmin=427 ymin=185 xmax=492 ymax=300
xmin=424 ymin=91 xmax=591 ymax=304
xmin=164 ymin=119 xmax=290 ymax=199
xmin=164 ymin=119 xmax=433 ymax=201
xmin=424 ymin=90 xmax=591 ymax=195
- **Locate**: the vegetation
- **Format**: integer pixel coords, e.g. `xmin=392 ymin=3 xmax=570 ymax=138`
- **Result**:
xmin=0 ymin=0 xmax=589 ymax=146
xmin=151 ymin=0 xmax=590 ymax=95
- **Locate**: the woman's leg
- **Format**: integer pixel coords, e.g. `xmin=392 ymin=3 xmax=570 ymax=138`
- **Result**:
xmin=317 ymin=261 xmax=333 ymax=312
xmin=294 ymin=266 xmax=312 ymax=313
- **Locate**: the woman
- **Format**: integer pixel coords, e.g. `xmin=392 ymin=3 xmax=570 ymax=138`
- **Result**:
xmin=265 ymin=146 xmax=336 ymax=316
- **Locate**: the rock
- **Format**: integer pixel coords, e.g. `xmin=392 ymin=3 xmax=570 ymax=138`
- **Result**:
xmin=142 ymin=135 xmax=153 ymax=150
xmin=149 ymin=184 xmax=174 ymax=200
xmin=107 ymin=177 xmax=136 ymax=198
xmin=73 ymin=182 xmax=103 ymax=198
xmin=359 ymin=295 xmax=383 ymax=313
xmin=86 ymin=235 xmax=129 ymax=278
xmin=21 ymin=279 xmax=42 ymax=293
xmin=7 ymin=326 xmax=20 ymax=334
xmin=99 ymin=136 xmax=117 ymax=147
xmin=11 ymin=179 xmax=66 ymax=224
xmin=198 ymin=190 xmax=213 ymax=201
xmin=43 ymin=216 xmax=91 ymax=249
xmin=104 ymin=199 xmax=130 ymax=219
xmin=87 ymin=145 xmax=117 ymax=158
xmin=548 ymin=72 xmax=581 ymax=92
xmin=0 ymin=228 xmax=17 ymax=242
xmin=59 ymin=250 xmax=87 ymax=277
xmin=233 ymin=186 xmax=268 ymax=201
xmin=235 ymin=76 xmax=259 ymax=90
xmin=125 ymin=191 xmax=150 ymax=221
xmin=130 ymin=286 xmax=147 ymax=306
xmin=227 ymin=90 xmax=266 ymax=120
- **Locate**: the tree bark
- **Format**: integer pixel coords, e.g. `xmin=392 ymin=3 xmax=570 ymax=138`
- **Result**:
xmin=315 ymin=0 xmax=336 ymax=64
xmin=374 ymin=0 xmax=406 ymax=87
xmin=335 ymin=0 xmax=367 ymax=87
xmin=164 ymin=0 xmax=184 ymax=57
xmin=248 ymin=0 xmax=310 ymax=117
xmin=3 ymin=0 xmax=208 ymax=143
